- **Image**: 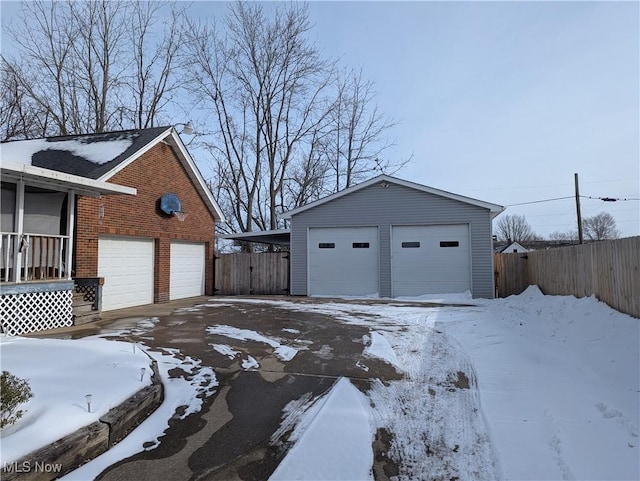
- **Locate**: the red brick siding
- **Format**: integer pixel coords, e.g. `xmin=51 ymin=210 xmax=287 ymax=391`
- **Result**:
xmin=75 ymin=142 xmax=216 ymax=302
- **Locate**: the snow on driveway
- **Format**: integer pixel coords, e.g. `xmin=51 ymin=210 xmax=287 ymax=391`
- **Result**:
xmin=211 ymin=289 xmax=639 ymax=480
xmin=2 ymin=289 xmax=636 ymax=481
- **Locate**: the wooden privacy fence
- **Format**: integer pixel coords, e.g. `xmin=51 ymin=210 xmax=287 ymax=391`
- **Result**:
xmin=494 ymin=236 xmax=639 ymax=318
xmin=214 ymin=252 xmax=289 ymax=295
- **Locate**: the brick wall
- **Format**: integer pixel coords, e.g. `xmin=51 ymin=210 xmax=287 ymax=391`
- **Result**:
xmin=75 ymin=141 xmax=216 ymax=303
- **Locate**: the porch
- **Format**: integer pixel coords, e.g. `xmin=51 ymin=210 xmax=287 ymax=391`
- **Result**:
xmin=0 ymin=160 xmax=135 ymax=335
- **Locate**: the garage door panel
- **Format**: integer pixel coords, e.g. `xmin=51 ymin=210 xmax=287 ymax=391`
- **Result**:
xmin=308 ymin=227 xmax=378 ymax=296
xmin=98 ymin=237 xmax=154 ymax=311
xmin=392 ymin=225 xmax=470 ymax=296
xmin=170 ymin=242 xmax=205 ymax=300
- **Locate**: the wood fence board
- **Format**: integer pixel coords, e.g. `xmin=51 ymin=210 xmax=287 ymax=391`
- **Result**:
xmin=494 ymin=236 xmax=639 ymax=318
xmin=215 ymin=252 xmax=289 ymax=295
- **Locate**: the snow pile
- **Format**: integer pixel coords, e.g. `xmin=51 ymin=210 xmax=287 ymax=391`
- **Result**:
xmin=0 ymin=336 xmax=152 ymax=464
xmin=442 ymin=287 xmax=639 ymax=480
xmin=269 ymin=377 xmax=374 ymax=481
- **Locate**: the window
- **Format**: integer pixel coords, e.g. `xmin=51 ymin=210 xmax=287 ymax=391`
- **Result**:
xmin=440 ymin=241 xmax=459 ymax=247
xmin=401 ymin=241 xmax=420 ymax=248
xmin=318 ymin=243 xmax=335 ymax=249
xmin=352 ymin=242 xmax=370 ymax=248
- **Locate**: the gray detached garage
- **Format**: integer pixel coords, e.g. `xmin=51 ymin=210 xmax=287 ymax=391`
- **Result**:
xmin=283 ymin=175 xmax=503 ymax=299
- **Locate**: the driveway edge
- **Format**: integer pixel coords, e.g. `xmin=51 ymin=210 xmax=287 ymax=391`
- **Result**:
xmin=2 ymin=360 xmax=164 ymax=481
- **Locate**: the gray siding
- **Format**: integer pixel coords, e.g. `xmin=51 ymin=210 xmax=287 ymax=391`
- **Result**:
xmin=290 ymin=181 xmax=495 ymax=298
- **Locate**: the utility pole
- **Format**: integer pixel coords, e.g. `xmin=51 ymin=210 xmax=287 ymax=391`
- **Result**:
xmin=575 ymin=173 xmax=583 ymax=244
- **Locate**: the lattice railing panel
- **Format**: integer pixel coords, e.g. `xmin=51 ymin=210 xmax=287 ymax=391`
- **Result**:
xmin=1 ymin=289 xmax=73 ymax=335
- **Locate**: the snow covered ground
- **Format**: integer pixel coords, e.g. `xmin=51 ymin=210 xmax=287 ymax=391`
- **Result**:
xmin=214 ymin=289 xmax=638 ymax=480
xmin=1 ymin=289 xmax=638 ymax=480
xmin=0 ymin=337 xmax=153 ymax=464
xmin=0 ymin=327 xmax=217 ymax=480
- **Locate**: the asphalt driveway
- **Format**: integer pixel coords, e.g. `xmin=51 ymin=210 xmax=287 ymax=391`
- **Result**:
xmin=79 ymin=296 xmax=411 ymax=481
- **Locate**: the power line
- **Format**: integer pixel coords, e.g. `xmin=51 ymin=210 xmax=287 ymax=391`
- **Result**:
xmin=506 ymin=196 xmax=573 ymax=207
xmin=582 ymin=195 xmax=640 ymax=202
xmin=506 ymin=195 xmax=639 ymax=207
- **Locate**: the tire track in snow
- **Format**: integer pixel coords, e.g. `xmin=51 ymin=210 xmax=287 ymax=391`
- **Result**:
xmin=368 ymin=323 xmax=500 ymax=480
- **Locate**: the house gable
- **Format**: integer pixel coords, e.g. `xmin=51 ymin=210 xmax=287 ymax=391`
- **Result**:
xmin=75 ymin=141 xmax=217 ymax=302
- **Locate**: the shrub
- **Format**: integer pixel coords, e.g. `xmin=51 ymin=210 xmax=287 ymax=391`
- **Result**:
xmin=1 ymin=370 xmax=34 ymax=429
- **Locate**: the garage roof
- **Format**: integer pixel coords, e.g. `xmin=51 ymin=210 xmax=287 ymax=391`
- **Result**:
xmin=282 ymin=175 xmax=504 ymax=219
xmin=219 ymin=229 xmax=291 ymax=246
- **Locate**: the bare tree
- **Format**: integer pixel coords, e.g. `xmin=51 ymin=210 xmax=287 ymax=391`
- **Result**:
xmin=323 ymin=68 xmax=406 ymax=193
xmin=186 ymin=2 xmax=333 ymax=236
xmin=3 ymin=0 xmax=187 ymax=137
xmin=0 ymin=59 xmax=47 ymax=140
xmin=495 ymin=214 xmax=537 ymax=243
xmin=549 ymin=229 xmax=578 ymax=242
xmin=583 ymin=212 xmax=620 ymax=241
xmin=186 ymin=2 xmax=404 ymax=239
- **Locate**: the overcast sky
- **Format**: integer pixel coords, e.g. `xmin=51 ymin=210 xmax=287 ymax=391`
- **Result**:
xmin=306 ymin=1 xmax=640 ymax=238
xmin=2 ymin=1 xmax=638 ymax=238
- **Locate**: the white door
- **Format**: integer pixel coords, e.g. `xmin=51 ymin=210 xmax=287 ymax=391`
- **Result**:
xmin=308 ymin=226 xmax=378 ymax=296
xmin=170 ymin=241 xmax=205 ymax=300
xmin=98 ymin=237 xmax=154 ymax=311
xmin=392 ymin=225 xmax=470 ymax=297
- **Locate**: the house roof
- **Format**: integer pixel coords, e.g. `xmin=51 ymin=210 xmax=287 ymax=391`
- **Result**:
xmin=281 ymin=174 xmax=504 ymax=219
xmin=1 ymin=161 xmax=136 ymax=197
xmin=1 ymin=127 xmax=225 ymax=221
xmin=494 ymin=241 xmax=529 ymax=253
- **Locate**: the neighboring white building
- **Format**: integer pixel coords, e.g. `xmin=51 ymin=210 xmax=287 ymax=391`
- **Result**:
xmin=496 ymin=241 xmax=530 ymax=253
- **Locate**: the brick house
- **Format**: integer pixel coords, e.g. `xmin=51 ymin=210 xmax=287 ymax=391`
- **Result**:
xmin=1 ymin=127 xmax=224 ymax=331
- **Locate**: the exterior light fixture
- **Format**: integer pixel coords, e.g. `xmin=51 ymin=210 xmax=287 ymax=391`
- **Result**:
xmin=86 ymin=394 xmax=92 ymax=413
xmin=176 ymin=121 xmax=194 ymax=135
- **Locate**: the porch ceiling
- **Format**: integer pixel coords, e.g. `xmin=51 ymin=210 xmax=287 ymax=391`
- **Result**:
xmin=2 ymin=162 xmax=136 ymax=197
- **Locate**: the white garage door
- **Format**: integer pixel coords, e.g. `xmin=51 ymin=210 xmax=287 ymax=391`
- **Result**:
xmin=392 ymin=225 xmax=470 ymax=297
xmin=308 ymin=226 xmax=378 ymax=296
xmin=98 ymin=237 xmax=154 ymax=311
xmin=170 ymin=241 xmax=205 ymax=300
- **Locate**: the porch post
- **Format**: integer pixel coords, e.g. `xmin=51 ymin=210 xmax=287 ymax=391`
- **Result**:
xmin=12 ymin=180 xmax=25 ymax=282
xmin=66 ymin=190 xmax=75 ymax=280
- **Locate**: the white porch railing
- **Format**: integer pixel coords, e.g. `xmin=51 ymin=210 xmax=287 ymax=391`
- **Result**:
xmin=1 ymin=232 xmax=70 ymax=283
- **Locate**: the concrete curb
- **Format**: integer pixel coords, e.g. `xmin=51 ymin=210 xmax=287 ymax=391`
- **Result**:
xmin=2 ymin=360 xmax=163 ymax=481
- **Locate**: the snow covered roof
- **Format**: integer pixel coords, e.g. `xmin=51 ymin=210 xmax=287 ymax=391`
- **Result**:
xmin=1 ymin=127 xmax=225 ymax=221
xmin=0 ymin=127 xmax=170 ymax=180
xmin=282 ymin=174 xmax=504 ymax=219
